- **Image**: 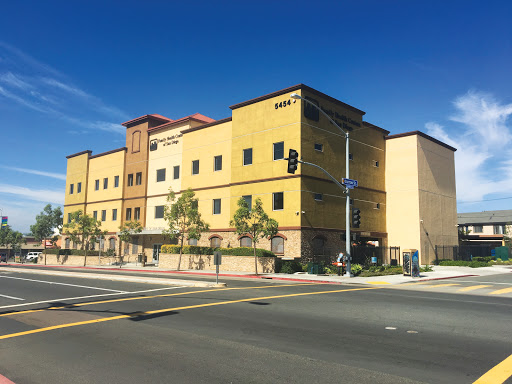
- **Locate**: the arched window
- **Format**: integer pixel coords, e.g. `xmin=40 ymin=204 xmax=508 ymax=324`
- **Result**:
xmin=72 ymin=241 xmax=77 ymax=250
xmin=240 ymin=236 xmax=252 ymax=247
xmin=109 ymin=238 xmax=116 ymax=250
xmin=188 ymin=238 xmax=198 ymax=246
xmin=210 ymin=236 xmax=221 ymax=248
xmin=132 ymin=130 xmax=141 ymax=153
xmin=271 ymin=236 xmax=284 ymax=254
xmin=65 ymin=238 xmax=70 ymax=249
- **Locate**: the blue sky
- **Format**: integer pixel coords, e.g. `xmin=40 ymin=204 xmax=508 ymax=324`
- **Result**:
xmin=0 ymin=0 xmax=511 ymax=233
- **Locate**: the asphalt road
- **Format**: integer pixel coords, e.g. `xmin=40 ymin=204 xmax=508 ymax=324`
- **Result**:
xmin=0 ymin=269 xmax=511 ymax=384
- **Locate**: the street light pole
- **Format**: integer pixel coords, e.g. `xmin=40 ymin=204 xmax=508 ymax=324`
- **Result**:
xmin=290 ymin=93 xmax=353 ymax=277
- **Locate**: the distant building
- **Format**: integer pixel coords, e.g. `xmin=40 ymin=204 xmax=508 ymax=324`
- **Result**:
xmin=62 ymin=84 xmax=458 ymax=265
xmin=457 ymin=210 xmax=512 ymax=247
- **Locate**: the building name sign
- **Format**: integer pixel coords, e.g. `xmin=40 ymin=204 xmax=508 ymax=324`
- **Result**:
xmin=150 ymin=133 xmax=183 ymax=151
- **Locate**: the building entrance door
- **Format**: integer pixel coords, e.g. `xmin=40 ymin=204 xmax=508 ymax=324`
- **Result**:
xmin=152 ymin=244 xmax=162 ymax=263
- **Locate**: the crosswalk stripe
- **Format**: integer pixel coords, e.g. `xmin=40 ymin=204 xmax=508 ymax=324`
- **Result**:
xmin=424 ymin=283 xmax=460 ymax=289
xmin=457 ymin=285 xmax=491 ymax=292
xmin=489 ymin=287 xmax=512 ymax=295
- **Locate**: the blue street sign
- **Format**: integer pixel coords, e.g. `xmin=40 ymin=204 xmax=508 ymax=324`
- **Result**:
xmin=342 ymin=178 xmax=358 ymax=189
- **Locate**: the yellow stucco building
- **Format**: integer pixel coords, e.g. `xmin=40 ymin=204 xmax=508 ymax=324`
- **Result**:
xmin=62 ymin=84 xmax=458 ymax=265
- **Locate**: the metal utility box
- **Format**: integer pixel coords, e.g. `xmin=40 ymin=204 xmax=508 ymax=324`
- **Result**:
xmin=402 ymin=249 xmax=419 ymax=277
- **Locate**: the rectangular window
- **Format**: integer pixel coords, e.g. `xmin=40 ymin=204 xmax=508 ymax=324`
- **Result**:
xmin=134 ymin=207 xmax=140 ymax=220
xmin=173 ymin=165 xmax=180 ymax=179
xmin=93 ymin=211 xmax=98 ymax=220
xmin=192 ymin=160 xmax=199 ymax=175
xmin=103 ymin=177 xmax=108 ymax=189
xmin=156 ymin=168 xmax=166 ymax=182
xmin=273 ymin=192 xmax=284 ymax=211
xmin=243 ymin=148 xmax=253 ymax=165
xmin=213 ymin=199 xmax=221 ymax=215
xmin=314 ymin=193 xmax=323 ymax=201
xmin=112 ymin=209 xmax=117 ymax=221
xmin=155 ymin=205 xmax=164 ymax=219
xmin=126 ymin=208 xmax=132 ymax=221
xmin=314 ymin=143 xmax=323 ymax=152
xmin=273 ymin=142 xmax=284 ymax=160
xmin=349 ymin=153 xmax=354 ymax=161
xmin=69 ymin=184 xmax=74 ymax=194
xmin=493 ymin=225 xmax=504 ymax=235
xmin=77 ymin=182 xmax=81 ymax=193
xmin=95 ymin=179 xmax=99 ymax=191
xmin=101 ymin=210 xmax=106 ymax=221
xmin=243 ymin=195 xmax=252 ymax=209
xmin=214 ymin=155 xmax=222 ymax=171
xmin=128 ymin=174 xmax=133 ymax=187
xmin=68 ymin=213 xmax=72 ymax=223
xmin=375 ymin=203 xmax=380 ymax=210
xmin=114 ymin=175 xmax=119 ymax=188
xmin=473 ymin=225 xmax=483 ymax=233
xmin=136 ymin=172 xmax=142 ymax=185
xmin=373 ymin=160 xmax=379 ymax=167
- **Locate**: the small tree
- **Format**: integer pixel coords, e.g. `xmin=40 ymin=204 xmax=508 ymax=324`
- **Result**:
xmin=162 ymin=188 xmax=209 ymax=271
xmin=0 ymin=226 xmax=26 ymax=261
xmin=63 ymin=210 xmax=106 ymax=266
xmin=230 ymin=197 xmax=278 ymax=275
xmin=119 ymin=220 xmax=143 ymax=267
xmin=30 ymin=204 xmax=63 ymax=265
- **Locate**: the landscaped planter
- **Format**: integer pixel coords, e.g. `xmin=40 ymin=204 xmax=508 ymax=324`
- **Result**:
xmin=158 ymin=253 xmax=276 ymax=273
xmin=38 ymin=253 xmax=139 ymax=266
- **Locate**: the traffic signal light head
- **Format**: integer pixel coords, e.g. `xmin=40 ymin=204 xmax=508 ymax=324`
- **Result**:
xmin=352 ymin=207 xmax=361 ymax=228
xmin=287 ymin=149 xmax=299 ymax=174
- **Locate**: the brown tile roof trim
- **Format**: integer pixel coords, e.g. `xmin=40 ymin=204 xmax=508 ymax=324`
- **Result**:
xmin=385 ymin=131 xmax=457 ymax=152
xmin=362 ymin=121 xmax=390 ymax=135
xmin=66 ymin=150 xmax=92 ymax=159
xmin=229 ymin=84 xmax=366 ymax=116
xmin=148 ymin=113 xmax=216 ymax=133
xmin=181 ymin=117 xmax=233 ymax=134
xmin=89 ymin=147 xmax=127 ymax=159
xmin=121 ymin=114 xmax=172 ymax=128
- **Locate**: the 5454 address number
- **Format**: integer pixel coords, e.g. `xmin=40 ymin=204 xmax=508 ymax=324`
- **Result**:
xmin=275 ymin=99 xmax=295 ymax=109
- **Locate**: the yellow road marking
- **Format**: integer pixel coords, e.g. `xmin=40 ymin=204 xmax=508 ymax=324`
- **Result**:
xmin=367 ymin=281 xmax=390 ymax=285
xmin=458 ymin=285 xmax=491 ymax=292
xmin=424 ymin=283 xmax=460 ymax=289
xmin=0 ymin=282 xmax=319 ymax=318
xmin=473 ymin=354 xmax=512 ymax=384
xmin=489 ymin=287 xmax=512 ymax=295
xmin=0 ymin=286 xmax=379 ymax=340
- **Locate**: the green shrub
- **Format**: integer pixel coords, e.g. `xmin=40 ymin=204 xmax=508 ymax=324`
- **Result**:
xmin=438 ymin=260 xmax=491 ymax=268
xmin=278 ymin=260 xmax=303 ymax=274
xmin=421 ymin=265 xmax=433 ymax=272
xmin=350 ymin=264 xmax=363 ymax=276
xmin=43 ymin=249 xmax=99 ymax=256
xmin=160 ymin=245 xmax=275 ymax=257
xmin=473 ymin=256 xmax=494 ymax=262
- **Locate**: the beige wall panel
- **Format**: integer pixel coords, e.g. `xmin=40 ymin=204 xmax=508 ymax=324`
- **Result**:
xmin=87 ymin=151 xmax=125 ymax=203
xmin=85 ymin=200 xmax=123 ymax=233
xmin=145 ymin=195 xmax=169 ymax=229
xmin=65 ymin=153 xmax=89 ymax=206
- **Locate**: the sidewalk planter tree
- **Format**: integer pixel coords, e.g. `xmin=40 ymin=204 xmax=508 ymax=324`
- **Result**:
xmin=162 ymin=188 xmax=209 ymax=271
xmin=30 ymin=204 xmax=63 ymax=265
xmin=230 ymin=197 xmax=278 ymax=275
xmin=118 ymin=221 xmax=143 ymax=267
xmin=63 ymin=210 xmax=106 ymax=266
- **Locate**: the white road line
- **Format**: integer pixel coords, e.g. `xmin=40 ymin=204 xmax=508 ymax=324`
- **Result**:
xmin=0 ymin=294 xmax=25 ymax=301
xmin=0 ymin=275 xmax=126 ymax=292
xmin=0 ymin=286 xmax=184 ymax=310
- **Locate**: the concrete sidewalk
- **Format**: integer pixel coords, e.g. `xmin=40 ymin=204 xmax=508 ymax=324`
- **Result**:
xmin=1 ymin=262 xmax=510 ymax=286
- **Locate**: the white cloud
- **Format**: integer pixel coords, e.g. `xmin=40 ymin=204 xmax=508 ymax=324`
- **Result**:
xmin=0 ymin=184 xmax=64 ymax=205
xmin=426 ymin=91 xmax=512 ymax=204
xmin=0 ymin=165 xmax=66 ymax=180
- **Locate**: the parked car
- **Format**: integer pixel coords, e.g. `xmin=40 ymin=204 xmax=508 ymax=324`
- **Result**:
xmin=25 ymin=252 xmax=41 ymax=262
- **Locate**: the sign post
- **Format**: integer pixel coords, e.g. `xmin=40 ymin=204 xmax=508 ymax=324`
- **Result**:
xmin=214 ymin=251 xmax=222 ymax=285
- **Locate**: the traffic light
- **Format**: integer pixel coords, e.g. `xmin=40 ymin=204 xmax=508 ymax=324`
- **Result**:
xmin=287 ymin=149 xmax=299 ymax=174
xmin=352 ymin=208 xmax=361 ymax=228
